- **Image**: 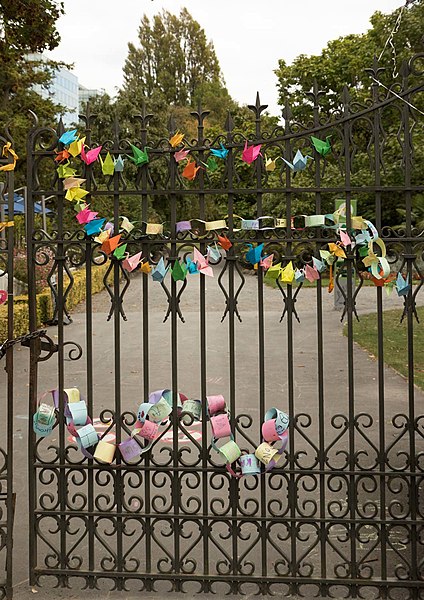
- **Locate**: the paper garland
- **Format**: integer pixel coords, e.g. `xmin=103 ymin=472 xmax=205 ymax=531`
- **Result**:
xmin=52 ymin=129 xmax=410 ymax=296
xmin=33 ymin=387 xmax=290 ymax=478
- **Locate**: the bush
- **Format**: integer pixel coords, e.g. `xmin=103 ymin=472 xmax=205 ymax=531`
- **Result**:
xmin=0 ymin=263 xmax=109 ymax=341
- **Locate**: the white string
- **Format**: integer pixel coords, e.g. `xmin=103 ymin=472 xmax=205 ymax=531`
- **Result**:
xmin=370 ymin=76 xmax=424 ymax=116
xmin=378 ymin=3 xmax=406 ymax=77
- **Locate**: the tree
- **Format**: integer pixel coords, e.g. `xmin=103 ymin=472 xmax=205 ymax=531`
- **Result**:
xmin=121 ymin=8 xmax=230 ymax=116
xmin=0 ymin=0 xmax=65 ymax=183
xmin=275 ymin=1 xmax=424 ymax=119
xmin=273 ymin=1 xmax=424 ymax=225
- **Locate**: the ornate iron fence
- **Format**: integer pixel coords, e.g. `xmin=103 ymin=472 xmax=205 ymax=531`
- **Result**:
xmin=0 ymin=134 xmax=16 ymax=600
xmin=26 ymin=52 xmax=423 ymax=598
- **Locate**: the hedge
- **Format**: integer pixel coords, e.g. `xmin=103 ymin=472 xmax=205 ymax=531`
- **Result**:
xmin=0 ymin=263 xmax=109 ymax=341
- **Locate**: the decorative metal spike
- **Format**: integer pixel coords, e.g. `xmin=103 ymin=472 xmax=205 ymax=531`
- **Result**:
xmin=168 ymin=114 xmax=177 ymax=135
xmin=190 ymin=101 xmax=210 ymax=127
xmin=247 ymin=92 xmax=268 ymax=118
xmin=225 ymin=111 xmax=234 ymax=133
xmin=364 ymin=55 xmax=386 ymax=80
xmin=134 ymin=101 xmax=153 ymax=130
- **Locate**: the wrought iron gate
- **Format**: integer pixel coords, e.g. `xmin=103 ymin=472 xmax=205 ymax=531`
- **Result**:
xmin=0 ymin=136 xmax=16 ymax=600
xmin=26 ymin=53 xmax=423 ymax=598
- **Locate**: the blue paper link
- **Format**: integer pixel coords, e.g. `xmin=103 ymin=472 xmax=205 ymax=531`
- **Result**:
xmin=76 ymin=424 xmax=99 ymax=448
xmin=69 ymin=401 xmax=88 ymax=426
xmin=33 ymin=413 xmax=54 ymax=437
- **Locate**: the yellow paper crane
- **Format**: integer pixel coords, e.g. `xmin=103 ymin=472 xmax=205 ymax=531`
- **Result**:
xmin=280 ymin=261 xmax=295 ymax=283
xmin=169 ymin=131 xmax=184 ymax=148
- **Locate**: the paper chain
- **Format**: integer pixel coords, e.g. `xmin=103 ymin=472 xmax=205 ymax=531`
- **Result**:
xmin=33 ymin=387 xmax=289 ymax=477
xmin=52 ymin=130 xmax=411 ymax=296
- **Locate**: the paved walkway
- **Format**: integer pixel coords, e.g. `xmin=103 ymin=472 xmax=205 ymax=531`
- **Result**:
xmin=3 ymin=266 xmax=423 ymax=599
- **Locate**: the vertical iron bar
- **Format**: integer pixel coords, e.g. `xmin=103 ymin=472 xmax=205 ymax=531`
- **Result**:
xmin=401 ymin=63 xmax=417 ymax=592
xmin=372 ymin=73 xmax=387 ymax=591
xmin=195 ymin=106 xmax=209 ymax=588
xmin=5 ymin=166 xmax=14 ymax=599
xmin=26 ymin=125 xmax=38 ymax=586
xmin=169 ymin=131 xmax=180 ymax=588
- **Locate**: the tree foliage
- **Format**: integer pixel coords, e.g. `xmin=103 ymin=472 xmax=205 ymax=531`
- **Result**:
xmin=0 ymin=0 xmax=65 ymax=183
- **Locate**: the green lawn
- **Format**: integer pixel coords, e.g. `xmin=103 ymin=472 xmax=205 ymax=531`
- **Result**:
xmin=346 ymin=306 xmax=424 ymax=391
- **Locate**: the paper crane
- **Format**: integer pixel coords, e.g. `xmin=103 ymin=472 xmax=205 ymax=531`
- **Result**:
xmin=245 ymin=243 xmax=264 ymax=266
xmin=265 ymin=262 xmax=281 ymax=280
xmin=152 ymin=257 xmax=169 ymax=282
xmin=210 ymin=143 xmax=229 ymax=159
xmin=312 ymin=256 xmax=326 ymax=273
xmin=81 ymin=144 xmax=102 ymax=165
xmin=100 ymin=152 xmax=115 ymax=175
xmin=182 ymin=159 xmax=201 ymax=181
xmin=76 ymin=206 xmax=98 ymax=225
xmin=328 ymin=243 xmax=346 ymax=259
xmin=120 ymin=216 xmax=135 ymax=233
xmin=68 ymin=137 xmax=86 ymax=158
xmin=101 ymin=234 xmax=121 ymax=255
xmin=295 ymin=268 xmax=305 ymax=283
xmin=63 ymin=177 xmax=86 ymax=190
xmin=140 ymin=261 xmax=152 ymax=274
xmin=57 ymin=162 xmax=77 ymax=179
xmin=113 ymin=244 xmax=127 ymax=260
xmin=319 ymin=249 xmax=336 ymax=266
xmin=0 ymin=143 xmax=18 ymax=172
xmin=114 ymin=155 xmax=125 ymax=172
xmin=193 ymin=247 xmax=213 ymax=277
xmin=174 ymin=148 xmax=190 ymax=162
xmin=202 ymin=157 xmax=219 ymax=172
xmin=311 ymin=136 xmax=332 ymax=157
xmin=305 ymin=264 xmax=320 ymax=282
xmin=123 ymin=251 xmax=142 ymax=272
xmin=84 ymin=218 xmax=106 ymax=236
xmin=0 ymin=290 xmax=7 ymax=305
xmin=94 ymin=230 xmax=111 ymax=244
xmin=260 ymin=254 xmax=274 ymax=270
xmin=207 ymin=243 xmax=221 ymax=262
xmin=242 ymin=141 xmax=262 ymax=164
xmin=55 ymin=149 xmax=70 ymax=162
xmin=265 ymin=156 xmax=279 ymax=172
xmin=218 ymin=234 xmax=232 ymax=250
xmin=186 ymin=257 xmax=199 ymax=274
xmin=280 ymin=261 xmax=295 ymax=283
xmin=339 ymin=229 xmax=352 ymax=247
xmin=396 ymin=273 xmax=411 ymax=297
xmin=171 ymin=260 xmax=187 ymax=282
xmin=65 ymin=187 xmax=89 ymax=202
xmin=169 ymin=131 xmax=184 ymax=148
xmin=127 ymin=144 xmax=149 ymax=166
xmin=58 ymin=129 xmax=78 ymax=145
xmin=282 ymin=149 xmax=312 ymax=172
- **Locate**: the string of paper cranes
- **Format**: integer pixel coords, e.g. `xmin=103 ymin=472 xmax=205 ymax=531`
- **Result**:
xmin=53 ymin=130 xmax=410 ymax=297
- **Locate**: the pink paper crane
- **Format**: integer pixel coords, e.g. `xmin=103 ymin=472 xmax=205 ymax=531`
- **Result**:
xmin=76 ymin=206 xmax=98 ymax=225
xmin=260 ymin=254 xmax=274 ymax=270
xmin=304 ymin=264 xmax=320 ymax=282
xmin=339 ymin=229 xmax=352 ymax=247
xmin=193 ymin=247 xmax=213 ymax=277
xmin=174 ymin=148 xmax=190 ymax=162
xmin=123 ymin=251 xmax=143 ymax=272
xmin=81 ymin=144 xmax=102 ymax=165
xmin=242 ymin=141 xmax=262 ymax=164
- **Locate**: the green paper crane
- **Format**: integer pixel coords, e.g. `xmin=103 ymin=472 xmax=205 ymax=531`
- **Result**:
xmin=113 ymin=243 xmax=127 ymax=260
xmin=202 ymin=156 xmax=219 ymax=172
xmin=127 ymin=144 xmax=149 ymax=166
xmin=171 ymin=260 xmax=187 ymax=282
xmin=311 ymin=136 xmax=332 ymax=157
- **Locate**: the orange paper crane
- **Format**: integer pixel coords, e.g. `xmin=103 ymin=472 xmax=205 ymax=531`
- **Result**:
xmin=101 ymin=234 xmax=121 ymax=255
xmin=55 ymin=149 xmax=70 ymax=162
xmin=218 ymin=234 xmax=232 ymax=250
xmin=182 ymin=159 xmax=201 ymax=181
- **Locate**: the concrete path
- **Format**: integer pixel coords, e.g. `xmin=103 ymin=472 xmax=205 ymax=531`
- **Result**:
xmin=3 ymin=265 xmax=423 ymax=599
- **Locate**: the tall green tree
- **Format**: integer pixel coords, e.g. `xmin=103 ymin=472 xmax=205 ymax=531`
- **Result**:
xmin=119 ymin=8 xmax=235 ymax=130
xmin=0 ymin=0 xmax=65 ymax=181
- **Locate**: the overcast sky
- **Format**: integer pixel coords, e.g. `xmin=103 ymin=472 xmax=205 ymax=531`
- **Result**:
xmin=49 ymin=0 xmax=403 ymax=115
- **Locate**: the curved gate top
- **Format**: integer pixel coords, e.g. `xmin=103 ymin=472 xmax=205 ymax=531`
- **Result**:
xmin=24 ymin=51 xmax=423 ymax=598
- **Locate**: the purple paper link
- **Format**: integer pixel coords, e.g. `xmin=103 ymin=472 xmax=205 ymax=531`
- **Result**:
xmin=148 ymin=389 xmax=169 ymax=404
xmin=119 ymin=438 xmax=141 ymax=461
xmin=176 ymin=221 xmax=192 ymax=233
xmin=76 ymin=438 xmax=95 ymax=459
